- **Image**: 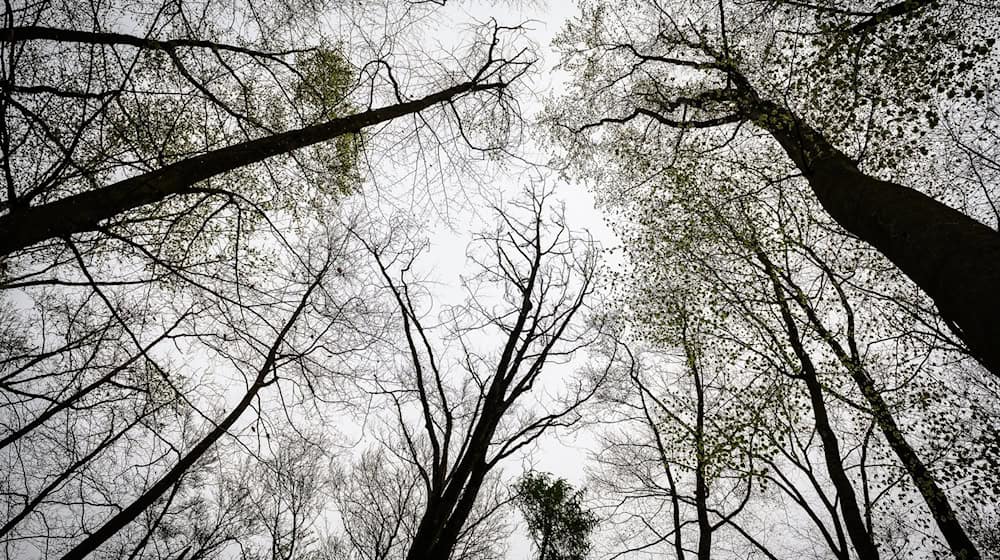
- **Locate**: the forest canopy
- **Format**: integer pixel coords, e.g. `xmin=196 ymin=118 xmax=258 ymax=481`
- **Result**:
xmin=1 ymin=1 xmax=999 ymax=559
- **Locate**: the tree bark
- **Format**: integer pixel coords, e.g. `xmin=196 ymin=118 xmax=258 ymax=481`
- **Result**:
xmin=690 ymin=344 xmax=713 ymax=560
xmin=749 ymin=99 xmax=1000 ymax=377
xmin=0 ymin=80 xmax=500 ymax=257
xmin=853 ymin=370 xmax=980 ymax=560
xmin=782 ymin=247 xmax=983 ymax=560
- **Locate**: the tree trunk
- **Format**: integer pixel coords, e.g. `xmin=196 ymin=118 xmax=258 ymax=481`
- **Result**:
xmin=763 ymin=260 xmax=881 ymax=560
xmin=783 ymin=248 xmax=983 ymax=560
xmin=538 ymin=514 xmax=553 ymax=560
xmin=0 ymin=81 xmax=499 ymax=257
xmin=751 ymin=99 xmax=1000 ymax=376
xmin=403 ymin=420 xmax=499 ymax=560
xmin=852 ymin=370 xmax=981 ymax=560
xmin=56 ymin=271 xmax=323 ymax=560
xmin=692 ymin=354 xmax=712 ymax=560
xmin=798 ymin=363 xmax=881 ymax=560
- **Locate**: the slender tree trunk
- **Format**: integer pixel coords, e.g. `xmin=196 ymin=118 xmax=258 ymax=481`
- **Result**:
xmin=749 ymin=99 xmax=1000 ymax=376
xmin=782 ymin=248 xmax=983 ymax=560
xmin=692 ymin=353 xmax=712 ymax=560
xmin=635 ymin=372 xmax=687 ymax=560
xmin=0 ymin=412 xmax=149 ymax=537
xmin=762 ymin=260 xmax=881 ymax=560
xmin=852 ymin=370 xmax=980 ymax=560
xmin=0 ymin=81 xmax=500 ymax=257
xmin=798 ymin=364 xmax=880 ymax=560
xmin=56 ymin=269 xmax=324 ymax=560
xmin=538 ymin=516 xmax=552 ymax=560
xmin=0 ymin=322 xmax=181 ymax=451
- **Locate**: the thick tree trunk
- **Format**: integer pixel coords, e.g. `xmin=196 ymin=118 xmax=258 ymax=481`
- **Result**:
xmin=751 ymin=100 xmax=1000 ymax=376
xmin=403 ymin=427 xmax=495 ymax=560
xmin=423 ymin=465 xmax=490 ymax=559
xmin=0 ymin=81 xmax=498 ymax=257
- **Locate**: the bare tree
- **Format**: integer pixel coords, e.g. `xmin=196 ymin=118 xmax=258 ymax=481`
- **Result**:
xmin=1 ymin=3 xmax=534 ymax=557
xmin=346 ymin=186 xmax=608 ymax=560
xmin=0 ymin=4 xmax=532 ymax=258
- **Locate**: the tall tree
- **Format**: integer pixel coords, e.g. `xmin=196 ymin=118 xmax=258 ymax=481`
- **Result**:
xmin=349 ymin=187 xmax=607 ymax=560
xmin=550 ymin=0 xmax=1000 ymax=375
xmin=0 ymin=0 xmax=531 ymax=259
xmin=599 ymin=149 xmax=999 ymax=558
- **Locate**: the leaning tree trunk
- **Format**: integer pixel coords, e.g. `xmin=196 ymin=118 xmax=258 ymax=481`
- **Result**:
xmin=797 ymin=361 xmax=881 ymax=560
xmin=403 ymin=419 xmax=497 ymax=560
xmin=770 ymin=244 xmax=982 ymax=560
xmin=0 ymin=81 xmax=500 ymax=257
xmin=853 ymin=369 xmax=981 ymax=560
xmin=781 ymin=247 xmax=983 ymax=560
xmin=750 ymin=100 xmax=1000 ymax=377
xmin=55 ymin=269 xmax=324 ymax=560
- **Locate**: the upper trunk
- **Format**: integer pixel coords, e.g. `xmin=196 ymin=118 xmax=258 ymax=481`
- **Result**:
xmin=0 ymin=81 xmax=497 ymax=258
xmin=751 ymin=100 xmax=1000 ymax=376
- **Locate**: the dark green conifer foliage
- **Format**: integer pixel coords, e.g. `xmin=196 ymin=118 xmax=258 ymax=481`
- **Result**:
xmin=514 ymin=472 xmax=598 ymax=560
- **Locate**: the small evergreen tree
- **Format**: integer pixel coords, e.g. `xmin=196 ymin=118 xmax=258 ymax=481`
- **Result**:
xmin=514 ymin=472 xmax=598 ymax=560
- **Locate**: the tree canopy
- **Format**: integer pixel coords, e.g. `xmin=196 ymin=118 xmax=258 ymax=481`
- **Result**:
xmin=2 ymin=1 xmax=999 ymax=559
xmin=514 ymin=472 xmax=598 ymax=560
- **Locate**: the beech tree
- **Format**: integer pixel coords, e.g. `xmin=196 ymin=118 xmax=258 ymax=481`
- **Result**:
xmin=549 ymin=0 xmax=1000 ymax=375
xmin=592 ymin=149 xmax=1000 ymax=558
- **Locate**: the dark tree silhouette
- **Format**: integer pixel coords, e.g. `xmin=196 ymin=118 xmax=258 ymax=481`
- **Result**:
xmin=351 ymin=187 xmax=607 ymax=560
xmin=552 ymin=0 xmax=1000 ymax=376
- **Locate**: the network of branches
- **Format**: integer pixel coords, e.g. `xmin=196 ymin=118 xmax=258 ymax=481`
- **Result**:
xmin=1 ymin=0 xmax=999 ymax=560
